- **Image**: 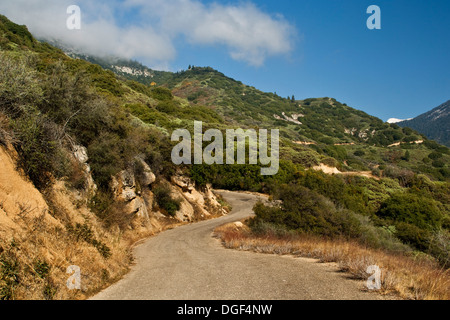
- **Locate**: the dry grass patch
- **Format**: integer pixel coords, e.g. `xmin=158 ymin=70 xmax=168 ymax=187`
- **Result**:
xmin=214 ymin=222 xmax=449 ymax=300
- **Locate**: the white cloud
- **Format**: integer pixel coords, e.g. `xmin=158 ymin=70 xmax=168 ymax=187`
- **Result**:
xmin=0 ymin=0 xmax=296 ymax=68
xmin=0 ymin=0 xmax=175 ymax=68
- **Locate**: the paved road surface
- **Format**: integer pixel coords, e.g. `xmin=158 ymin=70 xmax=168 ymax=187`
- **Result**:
xmin=92 ymin=191 xmax=386 ymax=300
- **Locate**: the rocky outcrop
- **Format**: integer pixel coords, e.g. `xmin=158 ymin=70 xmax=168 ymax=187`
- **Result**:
xmin=273 ymin=112 xmax=304 ymax=125
xmin=110 ymin=160 xmax=152 ymax=220
xmin=72 ymin=145 xmax=97 ymax=196
xmin=171 ymin=171 xmax=227 ymax=220
xmin=344 ymin=128 xmax=376 ymax=141
xmin=68 ymin=146 xmax=230 ymax=227
xmin=109 ymin=163 xmax=225 ymax=226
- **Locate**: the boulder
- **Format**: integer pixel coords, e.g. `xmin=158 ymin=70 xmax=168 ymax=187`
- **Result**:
xmin=128 ymin=197 xmax=149 ymax=219
xmin=122 ymin=188 xmax=137 ymax=202
xmin=111 ymin=168 xmax=138 ymax=202
xmin=73 ymin=145 xmax=89 ymax=164
xmin=135 ymin=157 xmax=156 ymax=186
xmin=204 ymin=184 xmax=223 ymax=209
xmin=174 ymin=198 xmax=195 ymax=222
xmin=120 ymin=169 xmax=136 ymax=189
xmin=171 ymin=174 xmax=195 ymax=191
xmin=72 ymin=145 xmax=97 ymax=195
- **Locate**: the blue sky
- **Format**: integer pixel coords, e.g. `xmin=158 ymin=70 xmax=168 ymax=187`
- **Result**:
xmin=1 ymin=0 xmax=449 ymax=121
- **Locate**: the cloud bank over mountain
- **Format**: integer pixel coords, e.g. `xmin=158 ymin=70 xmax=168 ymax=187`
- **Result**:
xmin=0 ymin=0 xmax=296 ymax=68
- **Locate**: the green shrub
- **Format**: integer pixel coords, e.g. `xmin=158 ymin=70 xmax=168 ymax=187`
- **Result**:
xmin=428 ymin=152 xmax=443 ymax=160
xmin=371 ymin=167 xmax=381 ymax=177
xmin=319 ymin=137 xmax=334 ymax=145
xmin=377 ymin=192 xmax=443 ymax=230
xmin=249 ymin=219 xmax=298 ymax=238
xmin=178 ymin=105 xmax=223 ymax=123
xmin=432 ymin=159 xmax=445 ymax=168
xmin=125 ymin=103 xmax=171 ymax=127
xmin=0 ymin=15 xmax=34 ymax=47
xmin=382 ymin=166 xmax=415 ymax=187
xmin=87 ymin=132 xmax=127 ymax=190
xmin=0 ymin=52 xmax=42 ymax=116
xmin=324 ymin=145 xmax=347 ymax=160
xmin=321 ymin=157 xmax=338 ymax=167
xmin=290 ymin=151 xmax=320 ymax=168
xmin=394 ymin=222 xmax=430 ymax=251
xmin=12 ymin=116 xmax=61 ymax=189
xmin=125 ymin=80 xmax=153 ymax=98
xmin=187 ymin=90 xmax=207 ymax=102
xmin=151 ymin=87 xmax=173 ymax=101
xmin=86 ymin=64 xmax=124 ymax=96
xmin=252 ymin=185 xmax=362 ymax=239
xmin=91 ymin=239 xmax=112 ymax=259
xmin=153 ymin=184 xmax=181 ymax=217
xmin=401 ymin=150 xmax=411 ymax=162
xmin=356 ymin=216 xmax=411 ymax=253
xmin=422 ymin=157 xmax=431 ymax=164
xmin=156 ymin=101 xmax=178 ymax=114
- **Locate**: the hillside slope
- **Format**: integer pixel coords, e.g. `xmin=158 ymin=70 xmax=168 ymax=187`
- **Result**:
xmin=59 ymin=51 xmax=449 ymax=181
xmin=0 ymin=14 xmax=228 ymax=300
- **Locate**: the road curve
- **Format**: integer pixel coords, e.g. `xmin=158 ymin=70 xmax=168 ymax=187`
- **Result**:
xmin=92 ymin=191 xmax=386 ymax=300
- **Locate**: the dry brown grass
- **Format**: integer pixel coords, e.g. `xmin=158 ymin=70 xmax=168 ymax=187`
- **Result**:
xmin=0 ymin=164 xmax=160 ymax=300
xmin=214 ymin=222 xmax=450 ymax=300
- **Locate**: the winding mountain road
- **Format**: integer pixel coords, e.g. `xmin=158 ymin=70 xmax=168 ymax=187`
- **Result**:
xmin=92 ymin=191 xmax=387 ymax=300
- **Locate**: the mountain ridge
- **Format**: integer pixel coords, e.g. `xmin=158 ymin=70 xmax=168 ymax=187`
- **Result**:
xmin=398 ymin=100 xmax=450 ymax=147
xmin=46 ymin=39 xmax=450 ymax=151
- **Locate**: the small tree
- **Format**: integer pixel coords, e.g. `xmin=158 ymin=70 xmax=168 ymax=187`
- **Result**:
xmin=153 ymin=184 xmax=181 ymax=217
xmin=377 ymin=193 xmax=442 ymax=230
xmin=402 ymin=150 xmax=411 ymax=162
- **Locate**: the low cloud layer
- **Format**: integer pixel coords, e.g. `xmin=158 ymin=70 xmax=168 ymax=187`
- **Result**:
xmin=0 ymin=0 xmax=296 ymax=69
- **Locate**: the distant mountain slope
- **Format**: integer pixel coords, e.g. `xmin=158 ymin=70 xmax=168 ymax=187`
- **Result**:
xmin=6 ymin=15 xmax=448 ymax=182
xmin=44 ymin=40 xmax=447 ymax=151
xmin=398 ymin=101 xmax=450 ymax=147
xmin=42 ymin=39 xmax=173 ymax=86
xmin=48 ymin=43 xmax=423 ymax=148
xmin=147 ymin=66 xmax=431 ymax=148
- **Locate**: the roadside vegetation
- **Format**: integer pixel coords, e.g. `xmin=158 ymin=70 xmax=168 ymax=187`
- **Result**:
xmin=215 ymin=222 xmax=449 ymax=300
